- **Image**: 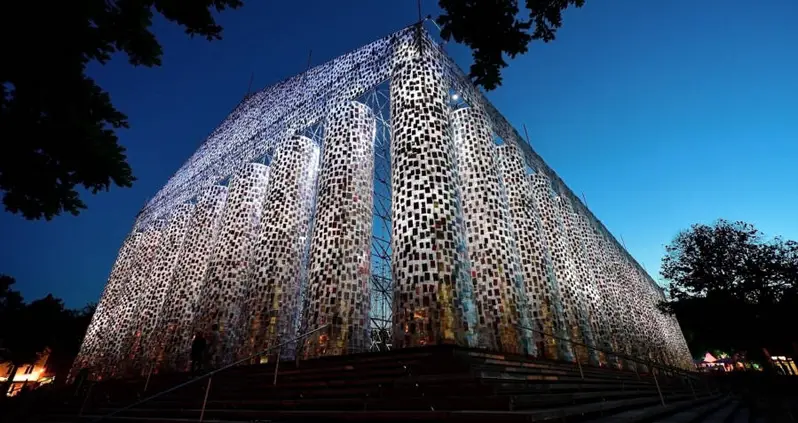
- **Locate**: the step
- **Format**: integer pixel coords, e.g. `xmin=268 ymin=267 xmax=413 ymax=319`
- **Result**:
xmin=511 ymin=388 xmax=665 ymax=409
xmin=585 ymin=394 xmax=723 ymax=423
xmin=93 ymin=386 xmax=669 ymax=414
xmin=78 ymin=410 xmax=456 ymax=422
xmin=465 ymin=353 xmax=696 ymax=384
xmin=488 ymin=380 xmax=657 ymax=394
xmin=449 ymin=394 xmax=696 ymax=422
xmin=471 ymin=361 xmax=676 ymax=384
xmin=476 ymin=369 xmax=660 ymax=386
xmin=659 ymin=397 xmax=733 ymax=423
xmin=730 ymin=407 xmax=750 ymax=423
xmin=702 ymin=401 xmax=739 ymax=423
xmin=89 ymin=393 xmax=699 ymax=423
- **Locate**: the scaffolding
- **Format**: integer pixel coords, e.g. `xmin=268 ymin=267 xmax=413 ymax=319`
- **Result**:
xmin=358 ymin=82 xmax=394 ymax=352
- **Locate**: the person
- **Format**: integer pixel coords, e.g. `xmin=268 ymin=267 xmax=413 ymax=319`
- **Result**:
xmin=190 ymin=332 xmax=206 ymax=375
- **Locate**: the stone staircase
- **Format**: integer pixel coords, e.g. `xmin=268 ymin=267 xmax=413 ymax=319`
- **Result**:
xmin=16 ymin=345 xmax=755 ymax=422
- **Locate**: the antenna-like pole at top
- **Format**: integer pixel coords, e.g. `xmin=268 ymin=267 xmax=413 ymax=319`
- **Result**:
xmin=522 ymin=123 xmax=533 ymax=148
xmin=246 ymin=72 xmax=254 ymax=97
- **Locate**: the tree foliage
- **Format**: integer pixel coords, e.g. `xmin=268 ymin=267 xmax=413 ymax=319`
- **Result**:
xmin=0 ymin=275 xmax=95 ymax=391
xmin=437 ymin=0 xmax=585 ymax=90
xmin=660 ymin=220 xmax=798 ymax=357
xmin=1 ymin=1 xmax=243 ymax=220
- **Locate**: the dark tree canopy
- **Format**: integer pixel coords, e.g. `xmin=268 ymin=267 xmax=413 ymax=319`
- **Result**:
xmin=0 ymin=275 xmax=95 ymax=393
xmin=437 ymin=0 xmax=585 ymax=90
xmin=662 ymin=220 xmax=798 ymax=304
xmin=660 ymin=220 xmax=798 ymax=358
xmin=1 ymin=1 xmax=243 ymax=220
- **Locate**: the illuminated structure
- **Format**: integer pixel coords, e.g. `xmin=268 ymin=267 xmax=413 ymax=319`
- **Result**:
xmin=72 ymin=25 xmax=693 ymax=379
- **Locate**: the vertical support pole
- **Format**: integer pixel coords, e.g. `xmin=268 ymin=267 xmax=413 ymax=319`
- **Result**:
xmin=689 ymin=376 xmax=697 ymax=399
xmin=143 ymin=363 xmax=154 ymax=392
xmin=652 ymin=366 xmax=665 ymax=407
xmin=575 ymin=341 xmax=584 ymax=380
xmin=199 ymin=376 xmax=212 ymax=422
xmin=273 ymin=349 xmax=281 ymax=386
xmin=77 ymin=382 xmax=94 ymax=418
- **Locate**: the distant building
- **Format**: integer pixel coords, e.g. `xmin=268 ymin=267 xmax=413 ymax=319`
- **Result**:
xmin=0 ymin=348 xmax=55 ymax=396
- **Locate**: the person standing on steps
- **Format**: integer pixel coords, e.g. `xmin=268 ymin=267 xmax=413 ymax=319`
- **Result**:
xmin=190 ymin=332 xmax=206 ymax=375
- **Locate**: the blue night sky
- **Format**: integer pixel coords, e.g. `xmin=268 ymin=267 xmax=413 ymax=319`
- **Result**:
xmin=1 ymin=0 xmax=796 ymax=307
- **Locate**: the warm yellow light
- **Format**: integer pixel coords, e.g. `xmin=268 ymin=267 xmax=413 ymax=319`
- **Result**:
xmin=12 ymin=372 xmax=42 ymax=382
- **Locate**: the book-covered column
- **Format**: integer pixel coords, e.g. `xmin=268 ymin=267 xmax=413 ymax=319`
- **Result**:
xmin=451 ymin=107 xmax=533 ymax=354
xmin=241 ymin=135 xmax=319 ymax=360
xmin=303 ymin=101 xmax=376 ymax=358
xmin=157 ymin=185 xmax=228 ymax=371
xmin=196 ymin=163 xmax=270 ymax=366
xmin=389 ymin=34 xmax=476 ymax=348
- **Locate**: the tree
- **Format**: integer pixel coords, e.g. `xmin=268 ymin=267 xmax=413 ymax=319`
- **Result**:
xmin=660 ymin=220 xmax=798 ymax=358
xmin=1 ymin=0 xmax=243 ymax=220
xmin=0 ymin=275 xmax=24 ymax=312
xmin=0 ymin=276 xmax=95 ymax=394
xmin=437 ymin=0 xmax=585 ymax=90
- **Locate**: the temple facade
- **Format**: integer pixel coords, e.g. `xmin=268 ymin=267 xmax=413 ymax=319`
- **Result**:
xmin=72 ymin=26 xmax=693 ymax=379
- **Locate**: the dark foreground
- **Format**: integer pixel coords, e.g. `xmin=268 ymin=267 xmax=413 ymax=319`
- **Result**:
xmin=3 ymin=345 xmax=796 ymax=422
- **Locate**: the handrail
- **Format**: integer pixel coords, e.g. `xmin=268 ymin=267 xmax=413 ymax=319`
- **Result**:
xmin=514 ymin=323 xmax=696 ymax=378
xmin=89 ymin=324 xmax=330 ymax=422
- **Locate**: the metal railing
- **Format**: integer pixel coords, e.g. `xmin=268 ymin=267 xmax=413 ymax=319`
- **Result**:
xmin=77 ymin=322 xmax=713 ymax=419
xmin=514 ymin=323 xmax=710 ymax=407
xmin=87 ymin=324 xmax=329 ymax=422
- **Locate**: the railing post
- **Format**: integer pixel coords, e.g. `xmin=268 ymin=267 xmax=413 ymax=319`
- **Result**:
xmin=652 ymin=365 xmax=665 ymax=407
xmin=273 ymin=348 xmax=281 ymax=386
xmin=199 ymin=376 xmax=212 ymax=422
xmin=574 ymin=340 xmax=584 ymax=380
xmin=77 ymin=382 xmax=95 ymax=418
xmin=689 ymin=376 xmax=697 ymax=399
xmin=143 ymin=363 xmax=154 ymax=393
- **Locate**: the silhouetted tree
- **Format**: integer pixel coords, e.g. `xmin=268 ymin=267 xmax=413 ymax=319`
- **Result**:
xmin=0 ymin=275 xmax=24 ymax=312
xmin=437 ymin=0 xmax=585 ymax=90
xmin=0 ymin=276 xmax=95 ymax=394
xmin=660 ymin=220 xmax=798 ymax=358
xmin=1 ymin=1 xmax=243 ymax=220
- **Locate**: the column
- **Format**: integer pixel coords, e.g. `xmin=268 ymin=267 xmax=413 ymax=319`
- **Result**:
xmin=133 ymin=203 xmax=194 ymax=370
xmin=302 ymin=101 xmax=375 ymax=358
xmin=557 ymin=197 xmax=600 ymax=364
xmin=157 ymin=185 xmax=228 ymax=371
xmin=451 ymin=107 xmax=533 ymax=354
xmin=196 ymin=163 xmax=270 ymax=366
xmin=71 ymin=232 xmax=140 ymax=379
xmin=112 ymin=224 xmax=164 ymax=376
xmin=529 ymin=173 xmax=579 ymax=361
xmin=389 ymin=38 xmax=476 ymax=348
xmin=241 ymin=135 xmax=319 ymax=360
xmin=496 ymin=143 xmax=569 ymax=360
xmin=577 ymin=215 xmax=620 ymax=364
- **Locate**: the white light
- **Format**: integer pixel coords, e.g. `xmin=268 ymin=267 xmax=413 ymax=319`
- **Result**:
xmin=451 ymin=94 xmax=459 ymax=100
